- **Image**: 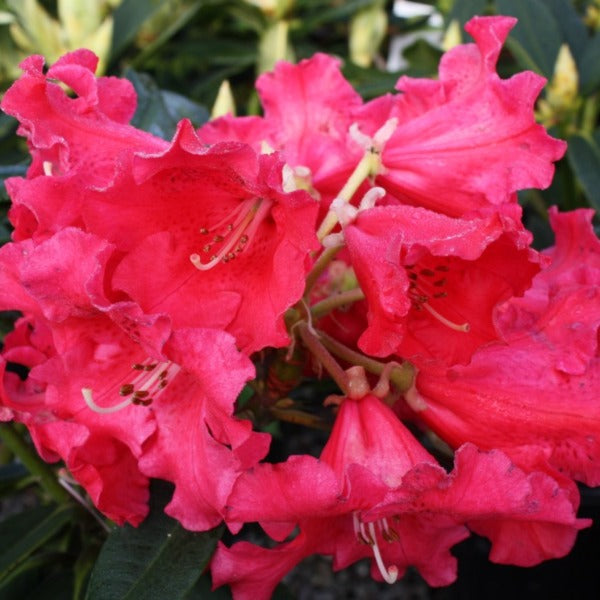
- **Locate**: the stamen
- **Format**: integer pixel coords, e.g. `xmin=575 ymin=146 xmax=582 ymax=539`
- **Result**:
xmin=190 ymin=199 xmax=270 ymax=271
xmin=82 ymin=360 xmax=180 ymax=414
xmin=353 ymin=513 xmax=400 ymax=583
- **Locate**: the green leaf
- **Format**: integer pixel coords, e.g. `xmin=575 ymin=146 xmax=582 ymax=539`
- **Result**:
xmin=183 ymin=574 xmax=231 ymax=599
xmin=85 ymin=481 xmax=223 ymax=600
xmin=543 ymin=0 xmax=588 ymax=64
xmin=566 ymin=132 xmax=600 ymax=211
xmin=343 ymin=62 xmax=400 ymax=99
xmin=296 ymin=0 xmax=374 ymax=32
xmin=447 ymin=0 xmax=488 ymax=27
xmin=125 ymin=69 xmax=209 ymax=140
xmin=110 ymin=0 xmax=170 ymax=60
xmin=579 ymin=33 xmax=600 ymax=95
xmin=0 ymin=504 xmax=76 ymax=584
xmin=496 ymin=0 xmax=562 ymax=77
xmin=0 ymin=462 xmax=30 ymax=493
xmin=130 ymin=1 xmax=205 ymax=66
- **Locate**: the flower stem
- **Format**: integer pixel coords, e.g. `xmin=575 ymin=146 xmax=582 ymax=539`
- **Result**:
xmin=310 ymin=287 xmax=365 ymax=319
xmin=318 ymin=330 xmax=415 ymax=392
xmin=296 ymin=322 xmax=349 ymax=395
xmin=580 ymin=94 xmax=599 ymax=136
xmin=316 ymin=149 xmax=380 ymax=241
xmin=303 ymin=245 xmax=343 ymax=296
xmin=0 ymin=423 xmax=70 ymax=504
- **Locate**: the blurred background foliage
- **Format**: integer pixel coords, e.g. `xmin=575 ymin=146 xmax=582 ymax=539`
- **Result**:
xmin=0 ymin=1 xmax=599 ymax=599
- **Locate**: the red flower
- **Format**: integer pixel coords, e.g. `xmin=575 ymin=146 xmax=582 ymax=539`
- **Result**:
xmin=212 ymin=393 xmax=585 ymax=599
xmin=414 ymin=209 xmax=600 ymax=486
xmin=3 ymin=56 xmax=320 ymax=353
xmin=358 ymin=16 xmax=566 ymax=216
xmin=78 ymin=120 xmax=319 ymax=353
xmin=1 ymin=50 xmax=166 ymax=185
xmin=198 ymin=53 xmax=363 ymax=197
xmin=0 ymin=230 xmax=158 ymax=524
xmin=343 ymin=204 xmax=540 ymax=364
xmin=0 ymin=228 xmax=268 ymax=527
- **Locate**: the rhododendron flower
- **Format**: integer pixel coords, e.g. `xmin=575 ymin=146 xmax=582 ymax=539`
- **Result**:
xmin=0 ymin=228 xmax=269 ymax=527
xmin=1 ymin=50 xmax=166 ymax=184
xmin=80 ymin=120 xmax=319 ymax=353
xmin=212 ymin=392 xmax=585 ymax=599
xmin=358 ymin=16 xmax=566 ymax=217
xmin=199 ymin=17 xmax=566 ymax=222
xmin=413 ymin=209 xmax=600 ymax=487
xmin=3 ymin=56 xmax=320 ymax=354
xmin=1 ymin=50 xmax=167 ymax=242
xmin=198 ymin=53 xmax=364 ymax=200
xmin=342 ymin=204 xmax=540 ymax=364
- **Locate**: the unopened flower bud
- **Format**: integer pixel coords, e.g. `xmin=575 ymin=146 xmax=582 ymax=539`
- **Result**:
xmin=211 ymin=80 xmax=236 ymax=118
xmin=349 ymin=2 xmax=388 ymax=68
xmin=546 ymin=44 xmax=579 ymax=112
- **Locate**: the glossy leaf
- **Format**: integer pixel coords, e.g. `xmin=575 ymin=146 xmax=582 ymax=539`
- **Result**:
xmin=543 ymin=0 xmax=588 ymax=63
xmin=496 ymin=0 xmax=562 ymax=77
xmin=126 ymin=69 xmax=209 ymax=140
xmin=111 ymin=0 xmax=169 ymax=60
xmin=447 ymin=0 xmax=488 ymax=27
xmin=579 ymin=33 xmax=600 ymax=95
xmin=566 ymin=132 xmax=600 ymax=212
xmin=0 ymin=504 xmax=75 ymax=584
xmin=0 ymin=462 xmax=30 ymax=493
xmin=85 ymin=481 xmax=223 ymax=600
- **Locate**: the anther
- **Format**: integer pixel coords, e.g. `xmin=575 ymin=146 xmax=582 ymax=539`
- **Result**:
xmin=83 ymin=360 xmax=180 ymax=414
xmin=190 ymin=199 xmax=270 ymax=271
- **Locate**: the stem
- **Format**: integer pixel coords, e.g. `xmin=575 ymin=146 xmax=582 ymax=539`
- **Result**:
xmin=316 ymin=150 xmax=380 ymax=241
xmin=310 ymin=287 xmax=365 ymax=319
xmin=303 ymin=245 xmax=343 ymax=297
xmin=0 ymin=423 xmax=70 ymax=504
xmin=296 ymin=322 xmax=349 ymax=395
xmin=269 ymin=405 xmax=331 ymax=431
xmin=580 ymin=94 xmax=599 ymax=136
xmin=318 ymin=330 xmax=415 ymax=392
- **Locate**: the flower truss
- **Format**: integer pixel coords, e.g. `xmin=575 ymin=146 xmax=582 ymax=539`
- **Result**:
xmin=0 ymin=15 xmax=598 ymax=598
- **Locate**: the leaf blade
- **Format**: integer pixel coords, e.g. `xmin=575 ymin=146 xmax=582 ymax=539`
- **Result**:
xmin=85 ymin=481 xmax=223 ymax=600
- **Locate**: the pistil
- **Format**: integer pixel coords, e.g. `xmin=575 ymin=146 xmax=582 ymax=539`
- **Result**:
xmin=352 ymin=513 xmax=400 ymax=584
xmin=190 ymin=198 xmax=270 ymax=270
xmin=406 ymin=263 xmax=470 ymax=333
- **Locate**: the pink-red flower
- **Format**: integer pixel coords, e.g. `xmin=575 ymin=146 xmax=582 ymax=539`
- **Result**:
xmin=0 ymin=227 xmax=269 ymax=527
xmin=342 ymin=203 xmax=540 ymax=364
xmin=198 ymin=53 xmax=363 ymax=201
xmin=3 ymin=54 xmax=320 ymax=354
xmin=212 ymin=392 xmax=586 ymax=599
xmin=358 ymin=16 xmax=566 ymax=216
xmin=413 ymin=209 xmax=600 ymax=487
xmin=80 ymin=120 xmax=319 ymax=354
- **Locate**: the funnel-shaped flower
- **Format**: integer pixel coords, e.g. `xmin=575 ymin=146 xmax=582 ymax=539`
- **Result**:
xmin=360 ymin=16 xmax=566 ymax=216
xmin=343 ymin=204 xmax=540 ymax=364
xmin=415 ymin=209 xmax=600 ymax=486
xmin=212 ymin=394 xmax=585 ymax=599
